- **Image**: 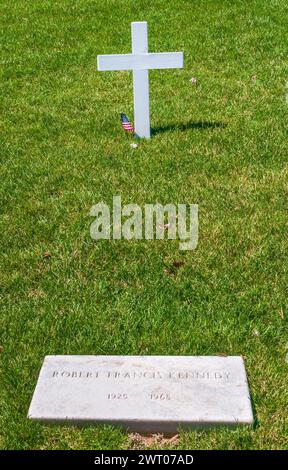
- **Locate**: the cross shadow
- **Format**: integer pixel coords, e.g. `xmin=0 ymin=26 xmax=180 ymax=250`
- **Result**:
xmin=151 ymin=121 xmax=227 ymax=136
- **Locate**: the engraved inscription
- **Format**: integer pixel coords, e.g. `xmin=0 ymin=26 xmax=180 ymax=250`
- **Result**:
xmin=107 ymin=393 xmax=128 ymax=400
xmin=150 ymin=392 xmax=171 ymax=400
xmin=51 ymin=370 xmax=231 ymax=381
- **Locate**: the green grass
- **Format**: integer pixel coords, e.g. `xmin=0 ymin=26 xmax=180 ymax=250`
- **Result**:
xmin=0 ymin=0 xmax=287 ymax=450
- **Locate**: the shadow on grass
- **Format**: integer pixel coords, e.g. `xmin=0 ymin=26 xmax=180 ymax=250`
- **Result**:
xmin=151 ymin=121 xmax=227 ymax=136
xmin=250 ymin=389 xmax=259 ymax=430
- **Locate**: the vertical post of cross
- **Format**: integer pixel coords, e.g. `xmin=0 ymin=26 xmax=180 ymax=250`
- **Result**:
xmin=131 ymin=22 xmax=150 ymax=139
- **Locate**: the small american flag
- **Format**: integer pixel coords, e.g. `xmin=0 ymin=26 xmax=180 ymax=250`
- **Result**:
xmin=121 ymin=113 xmax=134 ymax=133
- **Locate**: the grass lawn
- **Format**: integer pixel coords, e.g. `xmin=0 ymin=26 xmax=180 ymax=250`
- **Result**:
xmin=0 ymin=0 xmax=287 ymax=450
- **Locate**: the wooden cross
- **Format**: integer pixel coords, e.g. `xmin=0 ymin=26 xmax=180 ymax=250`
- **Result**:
xmin=97 ymin=21 xmax=184 ymax=138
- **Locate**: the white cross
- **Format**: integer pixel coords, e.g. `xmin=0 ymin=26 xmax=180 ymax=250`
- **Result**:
xmin=97 ymin=21 xmax=184 ymax=139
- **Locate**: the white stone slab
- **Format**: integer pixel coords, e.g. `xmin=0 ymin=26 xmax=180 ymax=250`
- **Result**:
xmin=28 ymin=356 xmax=253 ymax=433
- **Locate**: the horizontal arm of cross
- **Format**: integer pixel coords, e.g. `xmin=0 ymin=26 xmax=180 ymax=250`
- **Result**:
xmin=97 ymin=52 xmax=184 ymax=71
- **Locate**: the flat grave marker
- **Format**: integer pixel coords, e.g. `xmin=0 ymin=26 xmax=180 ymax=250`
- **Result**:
xmin=28 ymin=355 xmax=253 ymax=433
